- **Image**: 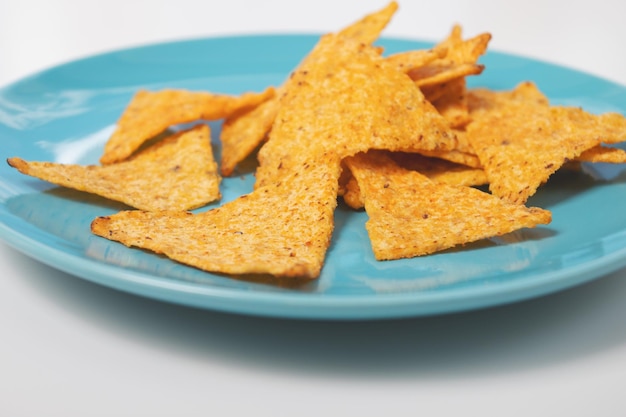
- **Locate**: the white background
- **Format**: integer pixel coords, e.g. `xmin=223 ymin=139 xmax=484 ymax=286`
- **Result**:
xmin=1 ymin=1 xmax=626 ymax=416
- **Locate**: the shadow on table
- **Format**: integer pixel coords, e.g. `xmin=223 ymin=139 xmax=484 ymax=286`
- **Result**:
xmin=13 ymin=246 xmax=626 ymax=381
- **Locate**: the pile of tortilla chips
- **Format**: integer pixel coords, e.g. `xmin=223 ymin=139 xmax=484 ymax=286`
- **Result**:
xmin=8 ymin=1 xmax=626 ymax=279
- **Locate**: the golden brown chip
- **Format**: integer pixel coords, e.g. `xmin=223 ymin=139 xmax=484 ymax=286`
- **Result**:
xmin=341 ymin=172 xmax=365 ymax=210
xmin=414 ymin=63 xmax=485 ymax=88
xmin=417 ymin=129 xmax=482 ymax=168
xmin=427 ymin=78 xmax=472 ymax=128
xmin=384 ymin=46 xmax=448 ymax=73
xmin=391 ymin=26 xmax=490 ymax=132
xmin=218 ymin=2 xmax=399 ymax=177
xmin=468 ymin=80 xmax=549 ymax=112
xmin=8 ymin=124 xmax=220 ymax=211
xmin=450 ymin=128 xmax=476 ymax=154
xmin=466 ymin=82 xmax=624 ymax=204
xmin=391 ymin=151 xmax=488 ymax=186
xmin=416 ymin=149 xmax=481 ymax=168
xmin=552 ymin=107 xmax=626 ymax=145
xmin=91 ymin=155 xmax=341 ymax=279
xmin=336 ymin=1 xmax=398 ymax=44
xmin=100 ymin=87 xmax=275 ymax=165
xmin=255 ymin=33 xmax=458 ymax=188
xmin=91 ymin=8 xmax=414 ymax=278
xmin=219 ymin=89 xmax=283 ymax=176
xmin=594 ymin=112 xmax=626 ymax=143
xmin=575 ymin=145 xmax=626 ymax=163
xmin=344 ymin=151 xmax=551 ymax=260
xmin=408 ymin=25 xmax=491 ymax=87
xmin=342 ymin=151 xmax=488 ymax=210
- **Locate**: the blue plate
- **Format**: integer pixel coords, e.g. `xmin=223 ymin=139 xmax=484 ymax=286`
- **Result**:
xmin=1 ymin=34 xmax=625 ymax=320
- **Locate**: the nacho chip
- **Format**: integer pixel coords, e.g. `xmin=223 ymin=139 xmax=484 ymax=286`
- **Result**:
xmin=388 ymin=26 xmax=491 ymax=133
xmin=337 ymin=1 xmax=398 ymax=44
xmin=385 ymin=46 xmax=448 ymax=72
xmin=219 ymin=89 xmax=283 ymax=176
xmin=255 ymin=33 xmax=458 ymax=188
xmin=91 ymin=154 xmax=341 ymax=279
xmin=342 ymin=151 xmax=488 ymax=210
xmin=218 ymin=2 xmax=399 ymax=177
xmin=391 ymin=151 xmax=488 ymax=186
xmin=575 ymin=145 xmax=626 ymax=163
xmin=467 ymin=82 xmax=625 ymax=204
xmin=417 ymin=130 xmax=482 ymax=168
xmin=342 ymin=172 xmax=365 ymax=210
xmin=100 ymin=87 xmax=275 ymax=164
xmin=344 ymin=151 xmax=551 ymax=260
xmin=9 ymin=124 xmax=220 ymax=211
xmin=468 ymin=80 xmax=549 ymax=112
xmin=408 ymin=25 xmax=491 ymax=88
xmin=594 ymin=112 xmax=626 ymax=143
xmin=427 ymin=78 xmax=472 ymax=128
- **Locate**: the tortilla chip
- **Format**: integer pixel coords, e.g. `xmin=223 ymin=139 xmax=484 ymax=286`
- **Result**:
xmin=219 ymin=89 xmax=283 ymax=176
xmin=100 ymin=87 xmax=275 ymax=164
xmin=575 ymin=145 xmax=626 ymax=163
xmin=468 ymin=80 xmax=549 ymax=112
xmin=255 ymin=33 xmax=458 ymax=188
xmin=342 ymin=172 xmax=365 ymax=210
xmin=344 ymin=151 xmax=551 ymax=260
xmin=428 ymin=78 xmax=472 ymax=128
xmin=417 ymin=129 xmax=482 ymax=168
xmin=467 ymin=82 xmax=624 ymax=203
xmin=91 ymin=155 xmax=341 ymax=279
xmin=594 ymin=112 xmax=626 ymax=143
xmin=385 ymin=46 xmax=448 ymax=72
xmin=337 ymin=1 xmax=398 ymax=44
xmin=391 ymin=151 xmax=488 ymax=186
xmin=8 ymin=124 xmax=220 ymax=211
xmin=342 ymin=151 xmax=488 ymax=210
xmin=217 ymin=3 xmax=398 ymax=177
xmin=409 ymin=25 xmax=491 ymax=88
xmin=391 ymin=26 xmax=490 ymax=131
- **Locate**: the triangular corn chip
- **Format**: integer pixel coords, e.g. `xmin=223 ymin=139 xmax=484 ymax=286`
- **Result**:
xmin=467 ymin=82 xmax=626 ymax=204
xmin=385 ymin=46 xmax=448 ymax=73
xmin=92 ymin=16 xmax=459 ymax=279
xmin=428 ymin=78 xmax=472 ymax=128
xmin=219 ymin=87 xmax=283 ymax=176
xmin=415 ymin=129 xmax=482 ymax=167
xmin=341 ymin=151 xmax=488 ymax=210
xmin=409 ymin=25 xmax=491 ymax=88
xmin=217 ymin=2 xmax=399 ymax=177
xmin=390 ymin=151 xmax=488 ymax=186
xmin=91 ymin=154 xmax=341 ymax=279
xmin=336 ymin=1 xmax=398 ymax=44
xmin=100 ymin=87 xmax=275 ymax=164
xmin=576 ymin=145 xmax=626 ymax=163
xmin=344 ymin=151 xmax=551 ymax=260
xmin=255 ymin=33 xmax=459 ymax=188
xmin=341 ymin=172 xmax=365 ymax=210
xmin=9 ymin=124 xmax=220 ymax=211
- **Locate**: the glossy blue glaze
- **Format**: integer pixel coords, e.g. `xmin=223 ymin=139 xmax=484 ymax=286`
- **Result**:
xmin=1 ymin=34 xmax=625 ymax=319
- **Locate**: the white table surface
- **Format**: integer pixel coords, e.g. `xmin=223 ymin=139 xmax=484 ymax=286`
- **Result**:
xmin=2 ymin=1 xmax=626 ymax=416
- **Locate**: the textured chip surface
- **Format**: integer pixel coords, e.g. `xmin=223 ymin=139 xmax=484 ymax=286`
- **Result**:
xmin=219 ymin=89 xmax=283 ymax=176
xmin=408 ymin=25 xmax=491 ymax=88
xmin=218 ymin=1 xmax=399 ymax=177
xmin=467 ymin=82 xmax=626 ymax=203
xmin=100 ymin=88 xmax=274 ymax=164
xmin=345 ymin=151 xmax=551 ymax=260
xmin=91 ymin=157 xmax=340 ymax=278
xmin=9 ymin=124 xmax=220 ymax=211
xmin=255 ymin=33 xmax=458 ymax=188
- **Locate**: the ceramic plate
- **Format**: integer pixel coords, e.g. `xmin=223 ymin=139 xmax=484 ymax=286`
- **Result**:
xmin=1 ymin=34 xmax=625 ymax=320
